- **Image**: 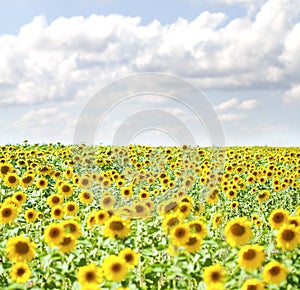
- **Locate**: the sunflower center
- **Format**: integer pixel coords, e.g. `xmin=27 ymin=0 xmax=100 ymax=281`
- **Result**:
xmin=273 ymin=213 xmax=283 ymax=223
xmin=2 ymin=208 xmax=12 ymax=217
xmin=180 ymin=205 xmax=188 ymax=213
xmin=269 ymin=266 xmax=280 ymax=276
xmin=17 ymin=268 xmax=26 ymax=276
xmin=28 ymin=212 xmax=33 ymax=218
xmin=83 ymin=192 xmax=91 ymax=199
xmin=1 ymin=166 xmax=9 ymax=174
xmin=8 ymin=176 xmax=17 ymax=183
xmin=125 ymin=254 xmax=133 ymax=262
xmin=167 ymin=218 xmax=179 ymax=227
xmin=211 ymin=271 xmax=220 ymax=281
xmin=186 ymin=237 xmax=197 ymax=246
xmin=82 ymin=179 xmax=89 ymax=186
xmin=110 ymin=221 xmax=124 ymax=231
xmin=52 ymin=196 xmax=60 ymax=204
xmin=68 ymin=204 xmax=75 ymax=211
xmin=165 ymin=202 xmax=177 ymax=212
xmin=247 ymin=286 xmax=257 ymax=290
xmin=15 ymin=242 xmax=29 ymax=255
xmin=175 ymin=228 xmax=186 ymax=238
xmin=282 ymin=229 xmax=295 ymax=241
xmin=112 ymin=263 xmax=121 ymax=272
xmin=54 ymin=209 xmax=61 ymax=216
xmin=190 ymin=223 xmax=202 ymax=233
xmin=123 ymin=190 xmax=130 ymax=196
xmin=85 ymin=271 xmax=95 ymax=281
xmin=60 ymin=237 xmax=71 ymax=246
xmin=243 ymin=249 xmax=256 ymax=260
xmin=16 ymin=194 xmax=23 ymax=201
xmin=39 ymin=180 xmax=45 ymax=186
xmin=50 ymin=228 xmax=60 ymax=238
xmin=230 ymin=224 xmax=245 ymax=236
xmin=62 ymin=185 xmax=70 ymax=192
xmin=135 ymin=205 xmax=144 ymax=213
xmin=103 ymin=197 xmax=112 ymax=205
xmin=23 ymin=176 xmax=32 ymax=183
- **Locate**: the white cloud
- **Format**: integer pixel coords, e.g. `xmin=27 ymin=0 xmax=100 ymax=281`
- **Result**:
xmin=0 ymin=0 xmax=299 ymax=108
xmin=219 ymin=113 xmax=246 ymax=122
xmin=215 ymin=98 xmax=239 ymax=111
xmin=283 ymin=85 xmax=300 ymax=104
xmin=238 ymin=99 xmax=260 ymax=110
xmin=215 ymin=97 xmax=260 ymax=111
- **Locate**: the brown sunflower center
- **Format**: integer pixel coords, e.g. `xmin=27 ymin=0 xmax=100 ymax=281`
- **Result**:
xmin=165 ymin=202 xmax=177 ymax=212
xmin=1 ymin=166 xmax=9 ymax=174
xmin=67 ymin=204 xmax=75 ymax=211
xmin=22 ymin=176 xmax=32 ymax=183
xmin=15 ymin=242 xmax=29 ymax=255
xmin=28 ymin=212 xmax=34 ymax=218
xmin=82 ymin=179 xmax=89 ymax=186
xmin=175 ymin=228 xmax=186 ymax=238
xmin=230 ymin=224 xmax=245 ymax=236
xmin=269 ymin=266 xmax=280 ymax=276
xmin=211 ymin=271 xmax=221 ymax=281
xmin=52 ymin=196 xmax=60 ymax=204
xmin=15 ymin=194 xmax=23 ymax=201
xmin=282 ymin=229 xmax=295 ymax=241
xmin=273 ymin=213 xmax=283 ymax=223
xmin=190 ymin=223 xmax=202 ymax=233
xmin=243 ymin=249 xmax=256 ymax=260
xmin=125 ymin=254 xmax=133 ymax=262
xmin=167 ymin=218 xmax=179 ymax=227
xmin=135 ymin=205 xmax=144 ymax=213
xmin=85 ymin=271 xmax=95 ymax=281
xmin=17 ymin=268 xmax=26 ymax=276
xmin=103 ymin=197 xmax=112 ymax=205
xmin=8 ymin=176 xmax=17 ymax=183
xmin=54 ymin=209 xmax=62 ymax=216
xmin=62 ymin=185 xmax=71 ymax=192
xmin=111 ymin=262 xmax=121 ymax=272
xmin=39 ymin=180 xmax=45 ymax=186
xmin=247 ymin=286 xmax=257 ymax=290
xmin=109 ymin=221 xmax=124 ymax=231
xmin=2 ymin=208 xmax=12 ymax=217
xmin=83 ymin=192 xmax=91 ymax=199
xmin=60 ymin=237 xmax=71 ymax=246
xmin=50 ymin=228 xmax=60 ymax=238
xmin=186 ymin=237 xmax=197 ymax=246
xmin=123 ymin=190 xmax=130 ymax=196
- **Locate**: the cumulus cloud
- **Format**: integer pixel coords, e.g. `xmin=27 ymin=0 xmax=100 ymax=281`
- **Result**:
xmin=0 ymin=0 xmax=300 ymax=107
xmin=219 ymin=113 xmax=246 ymax=122
xmin=215 ymin=97 xmax=260 ymax=111
xmin=283 ymin=85 xmax=300 ymax=104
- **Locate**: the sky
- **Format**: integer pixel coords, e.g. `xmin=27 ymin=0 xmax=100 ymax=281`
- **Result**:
xmin=0 ymin=0 xmax=299 ymax=147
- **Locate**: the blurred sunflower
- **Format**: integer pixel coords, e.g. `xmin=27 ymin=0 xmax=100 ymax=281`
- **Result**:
xmin=183 ymin=234 xmax=202 ymax=253
xmin=119 ymin=248 xmax=139 ymax=269
xmin=238 ymin=245 xmax=265 ymax=270
xmin=79 ymin=191 xmax=93 ymax=204
xmin=188 ymin=219 xmax=207 ymax=239
xmin=203 ymin=264 xmax=225 ymax=290
xmin=57 ymin=234 xmax=77 ymax=254
xmin=9 ymin=262 xmax=31 ymax=283
xmin=78 ymin=263 xmax=102 ymax=287
xmin=121 ymin=187 xmax=133 ymax=198
xmin=170 ymin=224 xmax=190 ymax=246
xmin=44 ymin=223 xmax=64 ymax=246
xmin=12 ymin=191 xmax=27 ymax=205
xmin=6 ymin=235 xmax=35 ymax=262
xmin=20 ymin=174 xmax=34 ymax=188
xmin=257 ymin=190 xmax=270 ymax=202
xmin=59 ymin=183 xmax=74 ymax=197
xmin=24 ymin=208 xmax=38 ymax=223
xmin=0 ymin=203 xmax=18 ymax=225
xmin=262 ymin=261 xmax=289 ymax=284
xmin=103 ymin=216 xmax=130 ymax=239
xmin=100 ymin=194 xmax=115 ymax=209
xmin=224 ymin=217 xmax=253 ymax=247
xmin=63 ymin=219 xmax=82 ymax=238
xmin=276 ymin=224 xmax=300 ymax=250
xmin=95 ymin=210 xmax=110 ymax=225
xmin=4 ymin=173 xmax=19 ymax=188
xmin=102 ymin=255 xmax=128 ymax=282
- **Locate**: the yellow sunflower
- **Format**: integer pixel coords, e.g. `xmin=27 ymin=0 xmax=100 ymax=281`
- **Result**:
xmin=20 ymin=174 xmax=34 ymax=188
xmin=121 ymin=186 xmax=133 ymax=198
xmin=4 ymin=173 xmax=19 ymax=188
xmin=183 ymin=234 xmax=202 ymax=253
xmin=6 ymin=235 xmax=35 ymax=262
xmin=44 ymin=223 xmax=64 ymax=246
xmin=47 ymin=194 xmax=64 ymax=208
xmin=170 ymin=224 xmax=190 ymax=247
xmin=78 ymin=176 xmax=92 ymax=189
xmin=12 ymin=191 xmax=27 ymax=205
xmin=102 ymin=255 xmax=128 ymax=282
xmin=95 ymin=210 xmax=110 ymax=225
xmin=57 ymin=234 xmax=77 ymax=254
xmin=100 ymin=194 xmax=115 ymax=209
xmin=9 ymin=262 xmax=31 ymax=283
xmin=63 ymin=201 xmax=79 ymax=216
xmin=119 ymin=248 xmax=139 ymax=269
xmin=63 ymin=219 xmax=82 ymax=238
xmin=224 ymin=217 xmax=253 ymax=247
xmin=276 ymin=224 xmax=300 ymax=251
xmin=36 ymin=177 xmax=48 ymax=189
xmin=262 ymin=261 xmax=289 ymax=284
xmin=269 ymin=209 xmax=289 ymax=230
xmin=203 ymin=264 xmax=225 ymax=289
xmin=50 ymin=205 xmax=64 ymax=220
xmin=59 ymin=182 xmax=74 ymax=197
xmin=162 ymin=212 xmax=181 ymax=233
xmin=0 ymin=204 xmax=18 ymax=225
xmin=257 ymin=190 xmax=270 ymax=202
xmin=188 ymin=219 xmax=207 ymax=240
xmin=103 ymin=216 xmax=131 ymax=239
xmin=78 ymin=263 xmax=102 ymax=286
xmin=238 ymin=245 xmax=265 ymax=270
xmin=79 ymin=191 xmax=94 ymax=204
xmin=241 ymin=278 xmax=265 ymax=290
xmin=24 ymin=208 xmax=38 ymax=223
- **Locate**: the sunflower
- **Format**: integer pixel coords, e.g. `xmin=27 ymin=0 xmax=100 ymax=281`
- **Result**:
xmin=119 ymin=248 xmax=139 ymax=269
xmin=262 ymin=261 xmax=289 ymax=284
xmin=288 ymin=216 xmax=300 ymax=228
xmin=78 ymin=263 xmax=102 ymax=286
xmin=59 ymin=183 xmax=74 ymax=197
xmin=183 ymin=234 xmax=202 ymax=253
xmin=238 ymin=245 xmax=265 ymax=270
xmin=162 ymin=212 xmax=181 ymax=233
xmin=132 ymin=202 xmax=150 ymax=218
xmin=176 ymin=202 xmax=192 ymax=219
xmin=241 ymin=278 xmax=265 ymax=290
xmin=20 ymin=174 xmax=35 ymax=188
xmin=188 ymin=219 xmax=207 ymax=239
xmin=36 ymin=177 xmax=48 ymax=189
xmin=100 ymin=194 xmax=115 ymax=209
xmin=24 ymin=208 xmax=38 ymax=223
xmin=138 ymin=190 xmax=149 ymax=200
xmin=102 ymin=255 xmax=128 ymax=282
xmin=44 ymin=223 xmax=64 ymax=246
xmin=4 ymin=173 xmax=19 ymax=188
xmin=95 ymin=210 xmax=110 ymax=225
xmin=63 ymin=201 xmax=79 ymax=216
xmin=9 ymin=262 xmax=31 ymax=283
xmin=103 ymin=216 xmax=131 ymax=239
xmin=257 ymin=190 xmax=270 ymax=202
xmin=269 ymin=209 xmax=289 ymax=230
xmin=57 ymin=234 xmax=77 ymax=254
xmin=6 ymin=235 xmax=35 ymax=262
xmin=203 ymin=264 xmax=225 ymax=289
xmin=0 ymin=163 xmax=11 ymax=178
xmin=170 ymin=224 xmax=190 ymax=247
xmin=51 ymin=205 xmax=64 ymax=220
xmin=47 ymin=194 xmax=64 ymax=208
xmin=224 ymin=217 xmax=253 ymax=247
xmin=212 ymin=213 xmax=222 ymax=229
xmin=78 ymin=176 xmax=92 ymax=189
xmin=121 ymin=187 xmax=133 ymax=198
xmin=230 ymin=201 xmax=239 ymax=210
xmin=276 ymin=224 xmax=300 ymax=251
xmin=86 ymin=210 xmax=97 ymax=229
xmin=63 ymin=219 xmax=82 ymax=238
xmin=12 ymin=191 xmax=27 ymax=205
xmin=79 ymin=191 xmax=94 ymax=204
xmin=0 ymin=203 xmax=18 ymax=225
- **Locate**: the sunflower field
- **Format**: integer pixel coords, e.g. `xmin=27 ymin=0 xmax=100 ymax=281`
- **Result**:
xmin=0 ymin=143 xmax=299 ymax=290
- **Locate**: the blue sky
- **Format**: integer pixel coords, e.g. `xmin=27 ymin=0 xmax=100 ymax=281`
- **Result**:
xmin=0 ymin=0 xmax=299 ymax=146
